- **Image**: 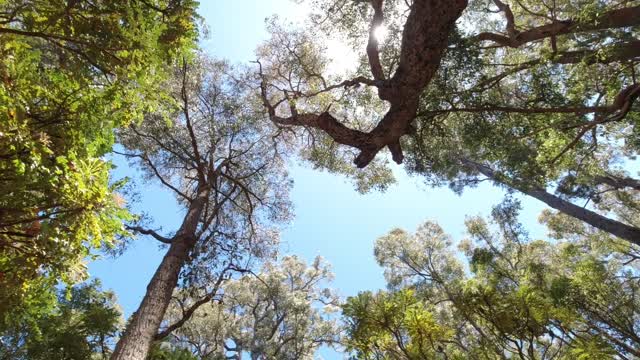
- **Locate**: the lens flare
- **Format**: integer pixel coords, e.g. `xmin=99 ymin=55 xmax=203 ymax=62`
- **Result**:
xmin=373 ymin=25 xmax=388 ymax=43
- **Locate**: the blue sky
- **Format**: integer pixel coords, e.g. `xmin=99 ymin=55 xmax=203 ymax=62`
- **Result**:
xmin=89 ymin=0 xmax=547 ymax=357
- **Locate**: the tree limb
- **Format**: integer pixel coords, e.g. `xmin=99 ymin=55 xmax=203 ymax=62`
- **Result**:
xmin=366 ymin=0 xmax=386 ymax=81
xmin=126 ymin=225 xmax=172 ymax=244
xmin=476 ymin=5 xmax=640 ymax=48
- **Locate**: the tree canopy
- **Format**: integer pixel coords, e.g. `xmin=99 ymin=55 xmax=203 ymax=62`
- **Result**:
xmin=1 ymin=1 xmax=639 ymax=360
xmin=0 ymin=279 xmax=122 ymax=360
xmin=0 ymin=0 xmax=200 ymax=321
xmin=256 ymin=0 xmax=640 ymax=243
xmin=343 ymin=200 xmax=640 ymax=359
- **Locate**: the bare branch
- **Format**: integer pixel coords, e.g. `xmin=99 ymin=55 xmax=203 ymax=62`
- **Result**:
xmin=126 ymin=225 xmax=173 ymax=244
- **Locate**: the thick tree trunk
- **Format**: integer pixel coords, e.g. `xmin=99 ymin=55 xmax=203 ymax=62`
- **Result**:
xmin=463 ymin=159 xmax=640 ymax=245
xmin=111 ymin=190 xmax=208 ymax=360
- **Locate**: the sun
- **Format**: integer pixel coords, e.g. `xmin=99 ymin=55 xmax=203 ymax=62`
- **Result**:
xmin=373 ymin=25 xmax=388 ymax=43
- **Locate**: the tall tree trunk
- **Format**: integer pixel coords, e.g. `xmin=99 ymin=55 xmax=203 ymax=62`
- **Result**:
xmin=111 ymin=189 xmax=209 ymax=360
xmin=462 ymin=159 xmax=640 ymax=245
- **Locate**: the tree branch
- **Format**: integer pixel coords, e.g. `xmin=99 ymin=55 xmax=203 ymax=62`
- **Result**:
xmin=259 ymin=0 xmax=469 ymax=167
xmin=476 ymin=5 xmax=640 ymax=48
xmin=154 ymin=265 xmax=247 ymax=340
xmin=126 ymin=225 xmax=172 ymax=244
xmin=366 ymin=0 xmax=386 ymax=81
xmin=594 ymin=174 xmax=640 ymax=191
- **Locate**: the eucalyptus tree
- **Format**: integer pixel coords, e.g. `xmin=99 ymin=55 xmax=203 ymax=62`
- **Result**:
xmin=112 ymin=56 xmax=292 ymax=359
xmin=257 ymin=0 xmax=640 ymax=242
xmin=343 ymin=200 xmax=640 ymax=359
xmin=157 ymin=256 xmax=341 ymax=360
xmin=0 ymin=0 xmax=199 ymax=320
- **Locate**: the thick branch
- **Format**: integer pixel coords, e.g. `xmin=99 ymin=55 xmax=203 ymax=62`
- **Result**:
xmin=477 ymin=5 xmax=640 ymax=48
xmin=424 ymin=81 xmax=640 ymax=118
xmin=549 ymin=84 xmax=640 ymax=163
xmin=154 ymin=263 xmax=250 ymax=340
xmin=260 ymin=0 xmax=468 ymax=167
xmin=420 ymin=104 xmax=607 ymax=116
xmin=492 ymin=0 xmax=517 ymax=38
xmin=551 ymin=40 xmax=640 ymax=65
xmin=594 ymin=175 xmax=640 ymax=191
xmin=154 ymin=290 xmax=218 ymax=340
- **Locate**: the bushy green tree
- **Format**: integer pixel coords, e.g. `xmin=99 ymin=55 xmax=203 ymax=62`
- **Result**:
xmin=343 ymin=200 xmax=640 ymax=359
xmin=0 ymin=279 xmax=122 ymax=360
xmin=0 ymin=0 xmax=199 ymax=320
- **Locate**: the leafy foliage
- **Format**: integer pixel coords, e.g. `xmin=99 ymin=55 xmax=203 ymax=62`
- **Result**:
xmin=0 ymin=0 xmax=199 ymax=321
xmin=147 ymin=344 xmax=198 ymax=360
xmin=0 ymin=279 xmax=122 ymax=360
xmin=344 ymin=289 xmax=454 ymax=359
xmin=343 ymin=200 xmax=640 ymax=359
xmin=157 ymin=256 xmax=341 ymax=360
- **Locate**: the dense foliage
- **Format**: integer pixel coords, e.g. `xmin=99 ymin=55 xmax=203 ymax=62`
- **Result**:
xmin=0 ymin=0 xmax=199 ymax=322
xmin=0 ymin=280 xmax=122 ymax=360
xmin=343 ymin=200 xmax=640 ymax=359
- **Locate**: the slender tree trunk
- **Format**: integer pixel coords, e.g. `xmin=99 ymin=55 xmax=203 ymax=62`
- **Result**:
xmin=111 ymin=189 xmax=209 ymax=360
xmin=462 ymin=159 xmax=640 ymax=245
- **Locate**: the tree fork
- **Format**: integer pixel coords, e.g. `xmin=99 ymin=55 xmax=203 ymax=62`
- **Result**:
xmin=262 ymin=0 xmax=468 ymax=168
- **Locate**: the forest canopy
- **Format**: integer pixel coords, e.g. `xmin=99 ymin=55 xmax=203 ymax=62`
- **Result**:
xmin=0 ymin=0 xmax=638 ymax=359
xmin=0 ymin=0 xmax=200 ymax=325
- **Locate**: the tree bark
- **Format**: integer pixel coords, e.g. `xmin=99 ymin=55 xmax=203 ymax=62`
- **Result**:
xmin=110 ymin=189 xmax=209 ymax=360
xmin=463 ymin=159 xmax=640 ymax=245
